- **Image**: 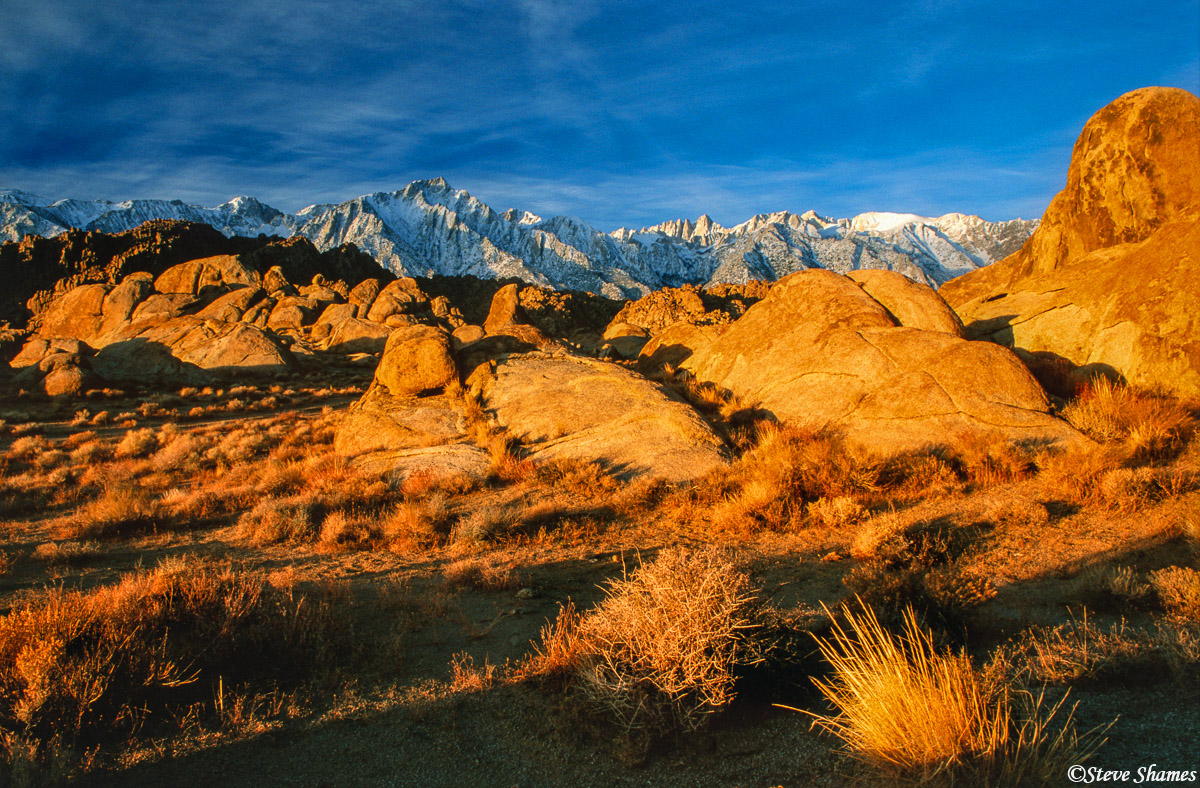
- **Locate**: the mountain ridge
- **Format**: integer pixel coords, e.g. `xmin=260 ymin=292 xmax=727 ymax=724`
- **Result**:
xmin=0 ymin=181 xmax=1038 ymax=298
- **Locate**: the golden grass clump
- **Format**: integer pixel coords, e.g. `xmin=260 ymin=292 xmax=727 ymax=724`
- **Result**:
xmin=806 ymin=603 xmax=1102 ymax=786
xmin=528 ymin=547 xmax=765 ymax=739
xmin=715 ymin=424 xmax=878 ymax=531
xmin=114 ymin=428 xmax=158 ymax=459
xmin=53 ymin=483 xmax=161 ymax=540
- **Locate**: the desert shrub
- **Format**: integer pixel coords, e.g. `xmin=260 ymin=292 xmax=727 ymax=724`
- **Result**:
xmin=1151 ymin=566 xmax=1200 ymax=622
xmin=716 ymin=425 xmax=877 ymax=531
xmin=999 ymin=613 xmax=1194 ymax=685
xmin=806 ymin=495 xmax=867 ymax=529
xmin=114 ymin=428 xmax=158 ymax=459
xmin=237 ymin=495 xmax=321 ymax=544
xmin=151 ymin=433 xmax=210 ymax=474
xmin=54 ymin=484 xmax=161 ymax=540
xmin=6 ymin=435 xmax=50 ymax=462
xmin=318 ymin=511 xmax=381 ymax=549
xmin=528 ymin=547 xmax=766 ymax=742
xmin=1073 ymin=565 xmax=1153 ymax=611
xmin=0 ymin=561 xmax=343 ymax=769
xmin=31 ymin=541 xmax=101 ymax=567
xmin=451 ymin=505 xmax=520 ymax=545
xmin=875 ymin=450 xmax=962 ymax=499
xmin=806 ymin=603 xmax=1103 ymax=786
xmin=844 ymin=520 xmax=992 ymax=639
xmin=1063 ymin=378 xmax=1194 ymax=462
xmin=443 ymin=557 xmax=522 ymax=591
xmin=383 ymin=495 xmax=453 ymax=551
xmin=534 ymin=458 xmax=621 ymax=498
xmin=949 ymin=432 xmax=1038 ymax=487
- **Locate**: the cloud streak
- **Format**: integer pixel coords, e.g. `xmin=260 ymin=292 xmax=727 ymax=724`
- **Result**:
xmin=1 ymin=0 xmax=1196 ymax=228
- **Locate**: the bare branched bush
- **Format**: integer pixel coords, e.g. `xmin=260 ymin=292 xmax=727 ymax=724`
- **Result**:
xmin=529 ymin=547 xmax=766 ymax=740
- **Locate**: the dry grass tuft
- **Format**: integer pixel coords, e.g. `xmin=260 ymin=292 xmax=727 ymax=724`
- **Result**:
xmin=999 ymin=612 xmax=1198 ymax=685
xmin=443 ymin=557 xmax=523 ymax=591
xmin=1150 ymin=566 xmax=1200 ymax=622
xmin=448 ymin=652 xmax=498 ymax=692
xmin=527 ymin=547 xmax=765 ymax=740
xmin=805 ymin=602 xmax=1104 ymax=786
xmin=1064 ymin=378 xmax=1194 ymax=462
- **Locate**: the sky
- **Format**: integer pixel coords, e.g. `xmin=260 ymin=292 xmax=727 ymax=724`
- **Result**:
xmin=1 ymin=0 xmax=1197 ymax=230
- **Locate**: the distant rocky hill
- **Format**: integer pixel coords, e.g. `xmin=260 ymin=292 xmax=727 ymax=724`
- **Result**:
xmin=0 ymin=181 xmax=1037 ymax=298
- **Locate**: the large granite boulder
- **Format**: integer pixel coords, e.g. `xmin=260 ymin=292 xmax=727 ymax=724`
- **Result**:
xmin=679 ymin=269 xmax=1080 ymax=453
xmin=154 ymin=255 xmax=260 ymax=295
xmin=467 ymin=351 xmax=727 ymax=482
xmin=36 ymin=284 xmax=108 ymax=342
xmin=942 ymin=87 xmax=1200 ymax=397
xmin=847 ymin=269 xmax=962 ymax=336
xmin=366 ymin=278 xmax=426 ymax=323
xmin=375 ymin=325 xmax=458 ymax=397
xmin=94 ymin=317 xmax=294 ymax=383
xmin=483 ymin=283 xmax=526 ymax=333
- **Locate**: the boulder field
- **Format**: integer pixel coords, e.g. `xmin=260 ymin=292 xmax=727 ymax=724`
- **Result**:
xmin=941 ymin=87 xmax=1200 ymax=397
xmin=7 ymin=255 xmax=455 ymax=394
xmin=335 ymin=287 xmax=729 ymax=483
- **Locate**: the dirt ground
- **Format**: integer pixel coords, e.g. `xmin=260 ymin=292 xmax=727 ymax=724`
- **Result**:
xmin=1 ymin=369 xmax=1197 ymax=787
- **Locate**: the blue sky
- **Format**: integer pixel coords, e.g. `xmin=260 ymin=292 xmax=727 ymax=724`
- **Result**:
xmin=1 ymin=0 xmax=1197 ymax=230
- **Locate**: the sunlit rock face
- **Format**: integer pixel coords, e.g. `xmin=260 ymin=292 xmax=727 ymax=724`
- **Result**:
xmin=942 ymin=87 xmax=1200 ymax=397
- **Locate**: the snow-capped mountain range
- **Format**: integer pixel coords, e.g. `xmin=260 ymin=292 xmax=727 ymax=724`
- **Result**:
xmin=0 ymin=179 xmax=1036 ymax=297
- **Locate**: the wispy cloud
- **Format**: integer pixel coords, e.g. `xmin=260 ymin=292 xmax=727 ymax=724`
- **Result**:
xmin=1 ymin=0 xmax=1195 ymax=229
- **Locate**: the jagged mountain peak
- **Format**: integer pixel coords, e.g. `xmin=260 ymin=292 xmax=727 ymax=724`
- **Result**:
xmin=0 ymin=180 xmax=1038 ymax=297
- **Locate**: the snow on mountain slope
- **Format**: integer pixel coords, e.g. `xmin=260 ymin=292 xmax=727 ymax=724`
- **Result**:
xmin=0 ymin=180 xmax=1037 ymax=296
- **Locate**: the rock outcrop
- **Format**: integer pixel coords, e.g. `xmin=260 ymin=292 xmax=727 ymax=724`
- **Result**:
xmin=677 ymin=269 xmax=1080 ymax=453
xmin=942 ymin=87 xmax=1200 ymax=397
xmin=467 ymin=351 xmax=728 ymax=482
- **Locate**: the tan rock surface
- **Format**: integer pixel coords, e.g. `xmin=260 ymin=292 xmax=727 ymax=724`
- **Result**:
xmin=324 ymin=318 xmax=392 ymax=355
xmin=483 ymin=283 xmax=525 ymax=333
xmin=36 ymin=284 xmax=108 ymax=342
xmin=375 ymin=325 xmax=458 ymax=397
xmin=469 ymin=352 xmax=727 ymax=481
xmin=195 ymin=286 xmax=266 ymax=322
xmin=366 ymin=278 xmax=426 ymax=323
xmin=942 ymin=87 xmax=1200 ymax=396
xmin=847 ymin=269 xmax=963 ymax=335
xmin=154 ymin=255 xmax=260 ymax=295
xmin=680 ymin=270 xmax=1079 ymax=453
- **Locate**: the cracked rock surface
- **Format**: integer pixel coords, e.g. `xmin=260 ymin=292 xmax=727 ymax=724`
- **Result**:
xmin=679 ymin=269 xmax=1080 ymax=453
